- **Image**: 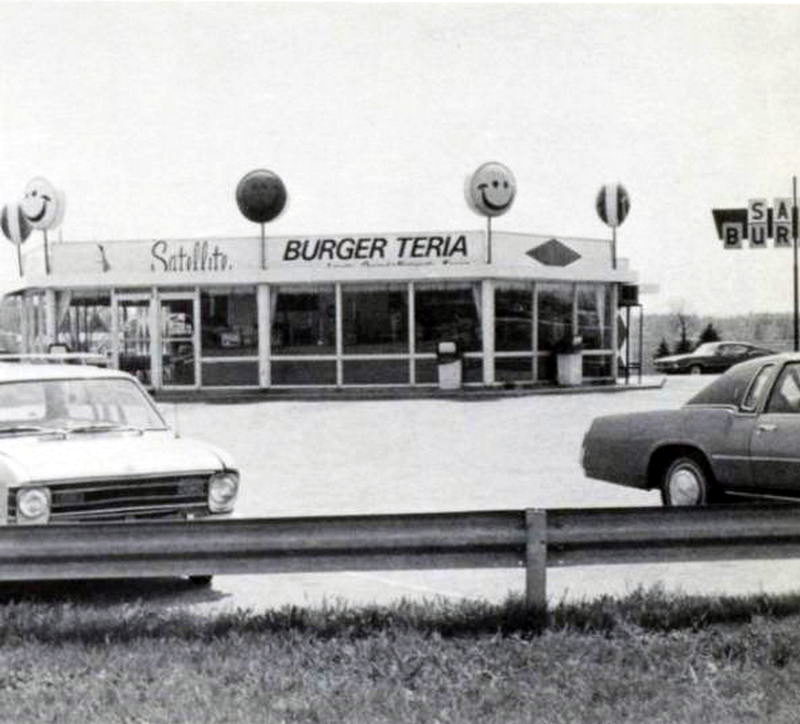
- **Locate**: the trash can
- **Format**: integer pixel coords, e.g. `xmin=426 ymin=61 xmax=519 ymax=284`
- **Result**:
xmin=437 ymin=340 xmax=462 ymax=390
xmin=555 ymin=335 xmax=583 ymax=386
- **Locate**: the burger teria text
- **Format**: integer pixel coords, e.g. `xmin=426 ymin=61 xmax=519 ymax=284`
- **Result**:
xmin=283 ymin=235 xmax=468 ymax=262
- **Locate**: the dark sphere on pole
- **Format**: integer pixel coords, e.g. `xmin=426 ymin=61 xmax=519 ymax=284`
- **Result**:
xmin=235 ymin=170 xmax=287 ymax=224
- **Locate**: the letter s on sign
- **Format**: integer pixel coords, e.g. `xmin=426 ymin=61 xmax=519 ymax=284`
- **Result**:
xmin=151 ymin=240 xmax=168 ymax=271
xmin=748 ymin=199 xmax=767 ymax=223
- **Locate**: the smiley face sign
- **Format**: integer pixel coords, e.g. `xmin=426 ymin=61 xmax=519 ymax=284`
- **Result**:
xmin=20 ymin=177 xmax=65 ymax=231
xmin=467 ymin=162 xmax=516 ymax=217
xmin=236 ymin=169 xmax=287 ymax=224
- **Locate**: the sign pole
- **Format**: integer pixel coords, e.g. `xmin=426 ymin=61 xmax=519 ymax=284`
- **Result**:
xmin=611 ymin=226 xmax=617 ymax=270
xmin=793 ymin=175 xmax=798 ymax=351
xmin=43 ymin=230 xmax=50 ymax=275
xmin=260 ymin=223 xmax=265 ymax=270
xmin=487 ymin=215 xmax=492 ymax=265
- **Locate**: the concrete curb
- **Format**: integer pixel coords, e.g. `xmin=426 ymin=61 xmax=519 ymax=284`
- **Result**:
xmin=154 ymin=377 xmax=667 ymax=404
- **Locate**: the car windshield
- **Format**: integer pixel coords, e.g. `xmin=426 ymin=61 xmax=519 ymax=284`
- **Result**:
xmin=0 ymin=378 xmax=168 ymax=434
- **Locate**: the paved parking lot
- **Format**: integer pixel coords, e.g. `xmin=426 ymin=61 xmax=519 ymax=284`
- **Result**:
xmin=159 ymin=375 xmax=800 ymax=611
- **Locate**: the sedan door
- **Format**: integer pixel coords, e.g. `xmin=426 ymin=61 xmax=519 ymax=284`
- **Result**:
xmin=749 ymin=361 xmax=800 ymax=492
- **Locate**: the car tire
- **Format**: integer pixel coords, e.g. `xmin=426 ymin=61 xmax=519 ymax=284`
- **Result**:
xmin=188 ymin=575 xmax=213 ymax=587
xmin=661 ymin=456 xmax=712 ymax=506
xmin=688 ymin=364 xmax=703 ymax=375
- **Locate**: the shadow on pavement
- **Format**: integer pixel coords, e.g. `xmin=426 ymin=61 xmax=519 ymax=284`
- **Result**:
xmin=0 ymin=577 xmax=230 ymax=606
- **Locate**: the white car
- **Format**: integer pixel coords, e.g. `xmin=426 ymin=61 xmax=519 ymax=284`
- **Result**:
xmin=0 ymin=363 xmax=239 ymax=583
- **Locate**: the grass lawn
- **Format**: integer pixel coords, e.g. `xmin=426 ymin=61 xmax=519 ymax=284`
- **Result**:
xmin=0 ymin=586 xmax=799 ymax=723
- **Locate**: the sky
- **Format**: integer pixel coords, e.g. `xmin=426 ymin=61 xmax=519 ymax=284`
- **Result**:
xmin=1 ymin=2 xmax=799 ymax=315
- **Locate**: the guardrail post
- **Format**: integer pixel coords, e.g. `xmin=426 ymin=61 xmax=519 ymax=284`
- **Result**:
xmin=525 ymin=508 xmax=547 ymax=623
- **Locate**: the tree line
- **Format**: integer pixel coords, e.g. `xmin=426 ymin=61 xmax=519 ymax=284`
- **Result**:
xmin=625 ymin=312 xmax=795 ymax=373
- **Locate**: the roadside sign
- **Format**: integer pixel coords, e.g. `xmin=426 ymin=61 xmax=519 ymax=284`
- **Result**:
xmin=596 ymin=184 xmax=630 ymax=228
xmin=713 ymin=176 xmax=800 ymax=353
xmin=713 ymin=197 xmax=798 ymax=248
xmin=775 ymin=197 xmax=794 ymax=247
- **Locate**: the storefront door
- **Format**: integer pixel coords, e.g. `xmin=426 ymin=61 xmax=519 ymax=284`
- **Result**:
xmin=160 ymin=293 xmax=199 ymax=388
xmin=116 ymin=294 xmax=153 ymax=386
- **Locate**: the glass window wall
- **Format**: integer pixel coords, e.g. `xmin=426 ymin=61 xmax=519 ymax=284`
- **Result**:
xmin=414 ymin=283 xmax=481 ymax=353
xmin=0 ymin=297 xmax=21 ymax=352
xmin=495 ymin=283 xmax=533 ymax=352
xmin=342 ymin=284 xmax=408 ymax=354
xmin=271 ymin=285 xmax=335 ymax=356
xmin=201 ymin=289 xmax=258 ymax=357
xmin=160 ymin=297 xmax=195 ymax=386
xmin=26 ymin=292 xmax=48 ymax=353
xmin=58 ymin=291 xmax=112 ymax=355
xmin=200 ymin=288 xmax=258 ymax=387
xmin=537 ymin=283 xmax=574 ymax=352
xmin=117 ymin=297 xmax=151 ymax=385
xmin=577 ymin=284 xmax=611 ymax=350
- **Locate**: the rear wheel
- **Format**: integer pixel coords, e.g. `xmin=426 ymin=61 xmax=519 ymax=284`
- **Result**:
xmin=188 ymin=575 xmax=213 ymax=587
xmin=661 ymin=456 xmax=712 ymax=506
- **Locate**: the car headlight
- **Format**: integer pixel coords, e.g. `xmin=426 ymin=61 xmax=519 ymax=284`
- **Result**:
xmin=16 ymin=487 xmax=51 ymax=524
xmin=208 ymin=472 xmax=239 ymax=513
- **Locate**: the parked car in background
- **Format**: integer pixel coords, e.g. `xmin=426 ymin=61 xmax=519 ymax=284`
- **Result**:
xmin=581 ymin=353 xmax=800 ymax=506
xmin=654 ymin=341 xmax=774 ymax=375
xmin=0 ymin=363 xmax=239 ymax=584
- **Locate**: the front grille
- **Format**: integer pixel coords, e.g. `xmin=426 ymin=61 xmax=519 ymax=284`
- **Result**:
xmin=9 ymin=476 xmax=210 ymax=523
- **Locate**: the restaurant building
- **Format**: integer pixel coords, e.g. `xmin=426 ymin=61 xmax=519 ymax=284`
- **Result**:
xmin=5 ymin=229 xmax=637 ymax=391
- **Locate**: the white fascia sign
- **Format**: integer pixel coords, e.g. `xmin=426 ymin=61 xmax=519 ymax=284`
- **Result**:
xmin=273 ymin=232 xmax=483 ymax=268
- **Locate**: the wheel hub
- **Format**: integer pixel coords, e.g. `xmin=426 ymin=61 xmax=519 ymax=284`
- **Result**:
xmin=669 ymin=467 xmax=702 ymax=505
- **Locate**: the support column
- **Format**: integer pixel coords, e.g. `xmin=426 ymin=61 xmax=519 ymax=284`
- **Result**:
xmin=258 ymin=284 xmax=271 ymax=387
xmin=110 ymin=290 xmax=120 ymax=370
xmin=19 ymin=295 xmax=29 ymax=354
xmin=44 ymin=289 xmax=56 ymax=348
xmin=192 ymin=289 xmax=201 ymax=389
xmin=150 ymin=288 xmax=161 ymax=390
xmin=481 ymin=279 xmax=495 ymax=385
xmin=335 ymin=283 xmax=343 ymax=387
xmin=408 ymin=282 xmax=415 ymax=385
xmin=611 ymin=284 xmax=619 ymax=382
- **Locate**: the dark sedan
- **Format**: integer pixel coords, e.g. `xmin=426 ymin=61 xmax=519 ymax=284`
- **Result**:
xmin=581 ymin=353 xmax=800 ymax=506
xmin=654 ymin=341 xmax=774 ymax=375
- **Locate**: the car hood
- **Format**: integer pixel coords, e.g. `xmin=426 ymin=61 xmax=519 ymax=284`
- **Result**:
xmin=654 ymin=354 xmax=694 ymax=364
xmin=0 ymin=432 xmax=234 ymax=485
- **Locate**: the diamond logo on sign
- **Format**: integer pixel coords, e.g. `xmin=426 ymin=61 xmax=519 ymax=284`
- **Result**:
xmin=526 ymin=239 xmax=581 ymax=267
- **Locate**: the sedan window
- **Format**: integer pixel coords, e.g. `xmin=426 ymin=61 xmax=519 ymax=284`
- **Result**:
xmin=741 ymin=364 xmax=775 ymax=410
xmin=721 ymin=344 xmax=748 ymax=357
xmin=687 ymin=357 xmax=769 ymax=407
xmin=692 ymin=343 xmax=719 ymax=356
xmin=766 ymin=364 xmax=800 ymax=414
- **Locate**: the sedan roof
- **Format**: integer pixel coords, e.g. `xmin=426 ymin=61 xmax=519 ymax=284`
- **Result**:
xmin=0 ymin=363 xmax=132 ymax=383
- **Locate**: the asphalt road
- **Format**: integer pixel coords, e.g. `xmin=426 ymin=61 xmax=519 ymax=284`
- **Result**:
xmin=9 ymin=374 xmax=798 ymax=612
xmin=157 ymin=374 xmax=800 ymax=613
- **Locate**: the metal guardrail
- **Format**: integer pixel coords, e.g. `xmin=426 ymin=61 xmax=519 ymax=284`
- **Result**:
xmin=1 ymin=505 xmax=800 ymax=611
